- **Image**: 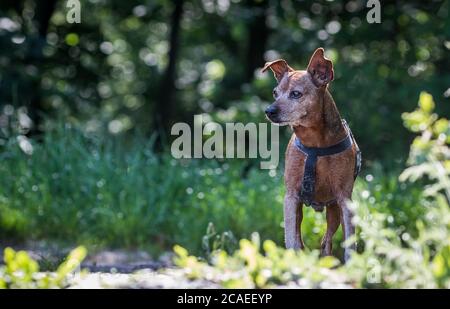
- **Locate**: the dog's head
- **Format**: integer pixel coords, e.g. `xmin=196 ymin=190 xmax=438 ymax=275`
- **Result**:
xmin=261 ymin=48 xmax=334 ymax=127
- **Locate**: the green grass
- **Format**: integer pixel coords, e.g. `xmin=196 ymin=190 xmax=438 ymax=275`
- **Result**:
xmin=0 ymin=127 xmax=286 ymax=253
xmin=0 ymin=126 xmax=425 ymax=256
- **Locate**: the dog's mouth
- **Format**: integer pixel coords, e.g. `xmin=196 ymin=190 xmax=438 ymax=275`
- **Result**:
xmin=265 ymin=114 xmax=289 ymax=126
xmin=265 ymin=113 xmax=279 ymax=123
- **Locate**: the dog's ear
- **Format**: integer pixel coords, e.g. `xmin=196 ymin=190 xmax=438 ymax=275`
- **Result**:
xmin=307 ymin=48 xmax=334 ymax=87
xmin=261 ymin=59 xmax=294 ymax=83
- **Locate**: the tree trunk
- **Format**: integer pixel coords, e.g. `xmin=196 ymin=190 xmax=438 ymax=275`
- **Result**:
xmin=154 ymin=0 xmax=184 ymax=149
xmin=243 ymin=0 xmax=269 ymax=83
xmin=27 ymin=0 xmax=58 ymax=137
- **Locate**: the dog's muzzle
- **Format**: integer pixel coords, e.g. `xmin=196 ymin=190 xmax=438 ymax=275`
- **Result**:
xmin=265 ymin=104 xmax=279 ymax=122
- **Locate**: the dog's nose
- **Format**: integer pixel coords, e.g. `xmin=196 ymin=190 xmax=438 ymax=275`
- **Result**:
xmin=265 ymin=105 xmax=278 ymax=116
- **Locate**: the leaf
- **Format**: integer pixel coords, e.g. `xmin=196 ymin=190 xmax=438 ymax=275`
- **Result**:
xmin=318 ymin=256 xmax=340 ymax=268
xmin=433 ymin=118 xmax=449 ymax=135
xmin=54 ymin=246 xmax=87 ymax=285
xmin=263 ymin=240 xmax=277 ymax=254
xmin=419 ymin=91 xmax=435 ymax=114
xmin=3 ymin=247 xmax=15 ymax=265
xmin=174 ymin=245 xmax=188 ymax=258
xmin=432 ymin=245 xmax=450 ymax=287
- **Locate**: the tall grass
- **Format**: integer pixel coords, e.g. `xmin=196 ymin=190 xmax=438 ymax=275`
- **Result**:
xmin=1 ymin=126 xmax=286 ymax=253
xmin=0 ymin=126 xmax=424 ymax=255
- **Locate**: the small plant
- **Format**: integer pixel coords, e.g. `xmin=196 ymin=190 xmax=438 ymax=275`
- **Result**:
xmin=345 ymin=197 xmax=450 ymax=288
xmin=175 ymin=233 xmax=346 ymax=288
xmin=0 ymin=246 xmax=87 ymax=288
xmin=400 ymin=91 xmax=450 ymax=200
xmin=202 ymin=222 xmax=237 ymax=260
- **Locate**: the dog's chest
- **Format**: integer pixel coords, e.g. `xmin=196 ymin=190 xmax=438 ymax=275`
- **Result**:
xmin=284 ymin=139 xmax=355 ymax=205
xmin=285 ymin=151 xmax=333 ymax=201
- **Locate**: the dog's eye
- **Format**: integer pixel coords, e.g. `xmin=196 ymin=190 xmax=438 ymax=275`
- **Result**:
xmin=289 ymin=90 xmax=302 ymax=99
xmin=273 ymin=89 xmax=278 ymax=98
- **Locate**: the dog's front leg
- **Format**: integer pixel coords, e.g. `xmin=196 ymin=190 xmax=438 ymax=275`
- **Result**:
xmin=283 ymin=194 xmax=304 ymax=249
xmin=337 ymin=197 xmax=356 ymax=262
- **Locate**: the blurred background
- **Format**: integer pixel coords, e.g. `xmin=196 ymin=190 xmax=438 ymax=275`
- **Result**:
xmin=0 ymin=0 xmax=449 ymax=259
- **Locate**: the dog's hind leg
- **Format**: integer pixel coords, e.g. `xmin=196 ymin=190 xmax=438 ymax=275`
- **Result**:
xmin=337 ymin=197 xmax=356 ymax=262
xmin=283 ymin=195 xmax=304 ymax=249
xmin=320 ymin=203 xmax=340 ymax=256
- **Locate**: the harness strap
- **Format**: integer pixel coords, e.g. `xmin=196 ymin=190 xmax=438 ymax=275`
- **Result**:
xmin=294 ymin=119 xmax=360 ymax=211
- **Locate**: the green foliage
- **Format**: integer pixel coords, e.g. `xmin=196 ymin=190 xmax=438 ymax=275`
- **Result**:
xmin=0 ymin=246 xmax=86 ymax=289
xmin=1 ymin=1 xmax=449 ymax=163
xmin=201 ymin=223 xmax=237 ymax=260
xmin=401 ymin=91 xmax=450 ymax=199
xmin=346 ymin=197 xmax=449 ymax=288
xmin=0 ymin=125 xmax=288 ymax=253
xmin=174 ymin=196 xmax=450 ymax=288
xmin=174 ymin=233 xmax=344 ymax=288
xmin=174 ymin=197 xmax=450 ymax=288
xmin=346 ymin=93 xmax=449 ymax=287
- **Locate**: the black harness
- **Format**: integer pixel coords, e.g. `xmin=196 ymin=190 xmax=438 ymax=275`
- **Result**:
xmin=294 ymin=119 xmax=362 ymax=212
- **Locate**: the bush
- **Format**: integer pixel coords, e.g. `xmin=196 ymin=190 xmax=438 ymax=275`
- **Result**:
xmin=0 ymin=246 xmax=86 ymax=289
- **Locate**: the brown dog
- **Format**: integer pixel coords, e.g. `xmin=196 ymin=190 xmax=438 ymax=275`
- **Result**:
xmin=262 ymin=48 xmax=361 ymax=261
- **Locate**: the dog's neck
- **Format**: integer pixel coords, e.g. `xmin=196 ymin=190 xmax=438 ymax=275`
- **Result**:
xmin=292 ymin=88 xmax=347 ymax=148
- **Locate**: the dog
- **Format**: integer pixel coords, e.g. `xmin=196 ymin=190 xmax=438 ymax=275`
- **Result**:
xmin=262 ymin=48 xmax=361 ymax=261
